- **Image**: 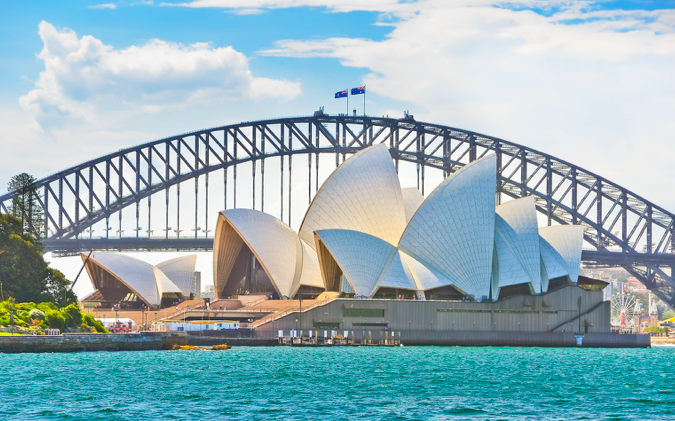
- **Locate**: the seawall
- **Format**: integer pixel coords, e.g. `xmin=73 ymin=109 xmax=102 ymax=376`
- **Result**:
xmin=0 ymin=332 xmax=188 ymax=353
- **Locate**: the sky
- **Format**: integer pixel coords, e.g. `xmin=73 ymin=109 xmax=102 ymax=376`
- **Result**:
xmin=1 ymin=0 xmax=674 ymax=298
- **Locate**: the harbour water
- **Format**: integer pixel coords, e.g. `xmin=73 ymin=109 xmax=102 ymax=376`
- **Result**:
xmin=2 ymin=346 xmax=674 ymax=420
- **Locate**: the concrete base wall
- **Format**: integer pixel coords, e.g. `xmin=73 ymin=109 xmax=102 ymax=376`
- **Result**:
xmin=0 ymin=332 xmax=187 ymax=353
xmin=266 ymin=286 xmax=611 ymax=334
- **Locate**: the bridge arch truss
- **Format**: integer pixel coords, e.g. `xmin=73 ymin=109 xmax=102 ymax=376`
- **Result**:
xmin=2 ymin=114 xmax=674 ymax=305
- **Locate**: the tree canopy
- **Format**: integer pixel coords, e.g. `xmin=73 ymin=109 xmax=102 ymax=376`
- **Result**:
xmin=0 ymin=213 xmax=76 ymax=305
xmin=7 ymin=173 xmax=44 ymax=240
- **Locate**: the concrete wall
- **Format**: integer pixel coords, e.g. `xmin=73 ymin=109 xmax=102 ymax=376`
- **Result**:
xmin=0 ymin=332 xmax=187 ymax=353
xmin=261 ymin=286 xmax=610 ymax=334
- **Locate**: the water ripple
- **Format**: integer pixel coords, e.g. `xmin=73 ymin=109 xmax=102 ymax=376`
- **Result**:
xmin=1 ymin=347 xmax=675 ymax=420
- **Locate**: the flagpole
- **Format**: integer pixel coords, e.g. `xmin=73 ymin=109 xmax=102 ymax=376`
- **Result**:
xmin=347 ymin=92 xmax=349 ymax=115
xmin=363 ymin=85 xmax=366 ymax=116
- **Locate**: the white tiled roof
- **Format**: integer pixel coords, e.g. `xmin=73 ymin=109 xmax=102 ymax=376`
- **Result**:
xmin=539 ymin=225 xmax=584 ymax=284
xmin=220 ymin=209 xmax=303 ymax=298
xmin=398 ymin=155 xmax=497 ymax=300
xmin=299 ymin=144 xmax=407 ymax=248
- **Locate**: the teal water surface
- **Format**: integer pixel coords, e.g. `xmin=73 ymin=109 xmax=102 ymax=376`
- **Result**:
xmin=1 ymin=346 xmax=674 ymax=420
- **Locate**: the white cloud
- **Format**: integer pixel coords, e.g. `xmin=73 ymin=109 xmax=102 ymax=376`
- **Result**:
xmin=88 ymin=3 xmax=118 ymax=9
xmin=19 ymin=21 xmax=302 ymax=132
xmin=258 ymin=1 xmax=675 ymax=210
xmin=161 ymin=0 xmax=407 ymax=13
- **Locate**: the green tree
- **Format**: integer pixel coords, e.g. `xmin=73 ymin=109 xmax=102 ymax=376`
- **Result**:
xmin=62 ymin=302 xmax=82 ymax=328
xmin=44 ymin=309 xmax=65 ymax=330
xmin=0 ymin=215 xmax=48 ymax=302
xmin=28 ymin=308 xmax=45 ymax=321
xmin=662 ymin=309 xmax=675 ymax=320
xmin=45 ymin=268 xmax=77 ymax=306
xmin=7 ymin=173 xmax=44 ymax=240
xmin=0 ymin=215 xmax=77 ymax=304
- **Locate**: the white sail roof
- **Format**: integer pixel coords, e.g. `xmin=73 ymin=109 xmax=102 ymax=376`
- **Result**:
xmin=156 ymin=255 xmax=197 ymax=296
xmin=218 ymin=209 xmax=303 ymax=298
xmin=299 ymin=144 xmax=407 ymax=249
xmin=400 ymin=251 xmax=454 ymax=291
xmin=539 ymin=238 xmax=570 ymax=283
xmin=495 ymin=197 xmax=541 ymax=290
xmin=297 ymin=240 xmax=325 ymax=291
xmin=376 ymin=251 xmax=418 ymax=292
xmin=401 ymin=187 xmax=425 ymax=222
xmin=84 ymin=252 xmax=161 ymax=307
xmin=539 ymin=225 xmax=584 ymax=284
xmin=315 ymin=229 xmax=400 ymax=297
xmin=494 ymin=230 xmax=535 ymax=293
xmin=398 ymin=155 xmax=497 ymax=300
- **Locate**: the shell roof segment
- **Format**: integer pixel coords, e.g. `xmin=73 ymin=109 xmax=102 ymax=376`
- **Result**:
xmin=539 ymin=225 xmax=584 ymax=284
xmin=155 ymin=255 xmax=197 ymax=296
xmin=219 ymin=209 xmax=304 ymax=298
xmin=299 ymin=144 xmax=407 ymax=249
xmin=315 ymin=229 xmax=400 ymax=297
xmin=83 ymin=252 xmax=192 ymax=307
xmin=399 ymin=155 xmax=497 ymax=299
xmin=495 ymin=197 xmax=542 ymax=289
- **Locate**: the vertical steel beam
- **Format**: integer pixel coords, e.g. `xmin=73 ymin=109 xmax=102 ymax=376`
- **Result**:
xmin=261 ymin=127 xmax=265 ymax=212
xmin=118 ymin=155 xmax=123 ymax=238
xmin=252 ymin=126 xmax=256 ymax=210
xmin=58 ymin=179 xmax=64 ymax=234
xmin=177 ymin=141 xmax=181 ymax=239
xmin=520 ymin=150 xmax=527 ymax=198
xmin=281 ymin=124 xmax=285 ymax=222
xmin=88 ymin=166 xmax=93 ymax=238
xmin=194 ymin=135 xmax=200 ymax=239
xmin=288 ymin=125 xmax=293 ymax=227
xmin=416 ymin=129 xmax=421 ymax=191
xmin=647 ymin=205 xmax=653 ymax=254
xmin=205 ymin=135 xmax=209 ymax=238
xmin=74 ymin=172 xmax=80 ymax=237
xmin=621 ymin=193 xmax=628 ymax=253
xmin=43 ymin=185 xmax=49 ymax=238
xmin=233 ymin=130 xmax=238 ymax=209
xmin=165 ymin=142 xmax=170 ymax=239
xmin=148 ymin=147 xmax=152 ymax=238
xmin=136 ymin=151 xmax=141 ymax=238
xmin=315 ymin=120 xmax=319 ymax=193
xmin=308 ymin=121 xmax=312 ymax=204
xmin=596 ymin=180 xmax=603 ymax=247
xmin=546 ymin=157 xmax=552 ymax=225
xmin=571 ymin=168 xmax=578 ymax=224
xmin=335 ymin=121 xmax=340 ymax=168
xmin=494 ymin=141 xmax=501 ymax=204
xmin=224 ymin=129 xmax=228 ymax=210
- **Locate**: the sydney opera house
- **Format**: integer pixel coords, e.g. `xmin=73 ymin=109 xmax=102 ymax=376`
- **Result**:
xmin=81 ymin=252 xmax=198 ymax=309
xmin=213 ymin=144 xmax=585 ymax=303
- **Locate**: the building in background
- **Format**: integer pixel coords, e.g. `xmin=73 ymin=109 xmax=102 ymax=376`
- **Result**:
xmin=213 ymin=145 xmax=584 ymax=302
xmin=81 ymin=252 xmax=198 ymax=310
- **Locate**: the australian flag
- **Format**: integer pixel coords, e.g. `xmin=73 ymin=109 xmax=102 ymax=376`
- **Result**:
xmin=351 ymin=85 xmax=366 ymax=95
xmin=335 ymin=89 xmax=348 ymax=99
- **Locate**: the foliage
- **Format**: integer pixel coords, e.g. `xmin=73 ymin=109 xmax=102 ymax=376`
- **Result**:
xmin=662 ymin=309 xmax=675 ymax=320
xmin=62 ymin=302 xmax=82 ymax=327
xmin=0 ymin=299 xmax=108 ymax=332
xmin=82 ymin=314 xmax=107 ymax=333
xmin=45 ymin=309 xmax=65 ymax=330
xmin=644 ymin=326 xmax=671 ymax=335
xmin=28 ymin=308 xmax=45 ymax=321
xmin=0 ymin=213 xmax=77 ymax=305
xmin=7 ymin=173 xmax=44 ymax=240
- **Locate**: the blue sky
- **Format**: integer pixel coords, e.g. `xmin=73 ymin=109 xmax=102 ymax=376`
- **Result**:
xmin=1 ymin=0 xmax=674 ymax=294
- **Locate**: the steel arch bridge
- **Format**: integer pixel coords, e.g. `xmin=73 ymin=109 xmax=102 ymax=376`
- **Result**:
xmin=2 ymin=113 xmax=674 ymax=306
